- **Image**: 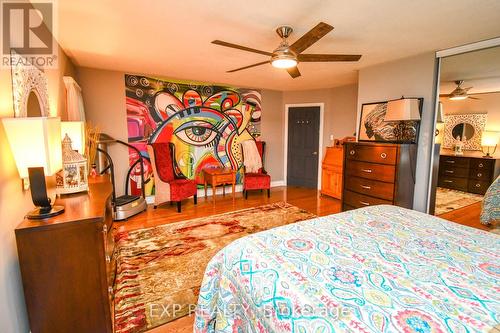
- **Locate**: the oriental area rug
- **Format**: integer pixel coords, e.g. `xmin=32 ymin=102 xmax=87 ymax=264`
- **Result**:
xmin=435 ymin=187 xmax=483 ymax=216
xmin=113 ymin=202 xmax=315 ymax=333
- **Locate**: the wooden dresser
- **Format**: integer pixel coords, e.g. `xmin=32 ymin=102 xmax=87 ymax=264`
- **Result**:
xmin=15 ymin=177 xmax=115 ymax=333
xmin=438 ymin=150 xmax=500 ymax=195
xmin=321 ymin=146 xmax=344 ymax=199
xmin=342 ymin=142 xmax=416 ymax=211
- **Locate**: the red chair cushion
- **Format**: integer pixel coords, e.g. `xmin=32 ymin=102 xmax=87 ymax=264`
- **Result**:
xmin=169 ymin=178 xmax=197 ymax=201
xmin=244 ymin=173 xmax=271 ymax=190
xmin=151 ymin=143 xmax=175 ymax=182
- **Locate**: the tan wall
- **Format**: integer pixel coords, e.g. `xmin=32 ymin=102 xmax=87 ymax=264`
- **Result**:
xmin=440 ymin=92 xmax=500 ymax=132
xmin=260 ymin=89 xmax=284 ymax=180
xmin=0 ymin=49 xmax=76 ymax=332
xmin=77 ymin=67 xmax=130 ymax=194
xmin=283 ymin=84 xmax=358 ymax=155
xmin=357 ymin=52 xmax=437 ymax=212
xmin=77 ymin=66 xmax=359 ymax=186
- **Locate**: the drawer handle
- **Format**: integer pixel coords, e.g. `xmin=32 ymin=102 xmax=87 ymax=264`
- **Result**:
xmin=350 ymin=150 xmax=356 ymax=155
xmin=445 ymin=160 xmax=455 ymax=164
xmin=103 ymin=224 xmax=108 ymax=233
xmin=477 ymin=173 xmax=482 ymax=177
xmin=475 ymin=183 xmax=481 ymax=187
xmin=361 ymin=169 xmax=372 ymax=173
xmin=380 ymin=153 xmax=387 ymax=159
xmin=359 ymin=201 xmax=370 ymax=206
xmin=479 ymin=163 xmax=483 ymax=168
xmin=106 ymin=255 xmax=111 ymax=263
xmin=445 ymin=170 xmax=454 ymax=174
xmin=444 ymin=180 xmax=453 ymax=183
xmin=360 ymin=185 xmax=371 ymax=190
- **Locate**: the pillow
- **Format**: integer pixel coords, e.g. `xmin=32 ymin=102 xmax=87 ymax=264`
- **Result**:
xmin=480 ymin=175 xmax=500 ymax=226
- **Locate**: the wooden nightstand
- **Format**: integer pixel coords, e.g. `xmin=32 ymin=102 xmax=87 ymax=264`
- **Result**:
xmin=203 ymin=168 xmax=237 ymax=202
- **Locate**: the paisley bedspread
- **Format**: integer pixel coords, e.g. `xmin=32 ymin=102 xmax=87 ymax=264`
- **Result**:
xmin=194 ymin=205 xmax=500 ymax=333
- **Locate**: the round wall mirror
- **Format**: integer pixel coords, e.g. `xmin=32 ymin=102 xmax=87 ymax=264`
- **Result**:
xmin=26 ymin=90 xmax=43 ymax=117
xmin=451 ymin=123 xmax=475 ymax=141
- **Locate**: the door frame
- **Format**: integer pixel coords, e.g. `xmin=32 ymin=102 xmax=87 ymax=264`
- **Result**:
xmin=283 ymin=103 xmax=325 ymax=190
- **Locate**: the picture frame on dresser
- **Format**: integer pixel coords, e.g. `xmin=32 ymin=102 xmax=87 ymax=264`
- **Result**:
xmin=358 ymin=98 xmax=423 ymax=144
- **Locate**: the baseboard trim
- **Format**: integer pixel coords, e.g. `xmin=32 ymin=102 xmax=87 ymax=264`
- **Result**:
xmin=271 ymin=180 xmax=285 ymax=187
xmin=144 ymin=179 xmax=286 ymax=202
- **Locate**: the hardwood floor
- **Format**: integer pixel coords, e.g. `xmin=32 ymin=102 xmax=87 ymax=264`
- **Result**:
xmin=115 ymin=186 xmax=491 ymax=333
xmin=437 ymin=201 xmax=493 ymax=231
xmin=117 ymin=186 xmax=341 ymax=233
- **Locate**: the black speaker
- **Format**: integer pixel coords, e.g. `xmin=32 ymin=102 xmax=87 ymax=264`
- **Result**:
xmin=26 ymin=167 xmax=64 ymax=220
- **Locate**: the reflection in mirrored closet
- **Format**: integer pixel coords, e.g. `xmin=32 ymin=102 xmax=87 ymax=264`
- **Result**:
xmin=430 ymin=46 xmax=500 ymax=227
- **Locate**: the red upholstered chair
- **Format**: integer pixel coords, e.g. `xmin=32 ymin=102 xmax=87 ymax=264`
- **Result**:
xmin=242 ymin=141 xmax=271 ymax=199
xmin=147 ymin=142 xmax=197 ymax=212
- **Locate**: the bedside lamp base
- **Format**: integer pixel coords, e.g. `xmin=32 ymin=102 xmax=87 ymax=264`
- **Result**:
xmin=26 ymin=205 xmax=65 ymax=220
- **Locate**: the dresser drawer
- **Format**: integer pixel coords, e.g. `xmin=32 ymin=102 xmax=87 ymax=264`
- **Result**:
xmin=345 ymin=176 xmax=394 ymax=201
xmin=470 ymin=158 xmax=494 ymax=171
xmin=469 ymin=168 xmax=491 ymax=181
xmin=346 ymin=145 xmax=397 ymax=165
xmin=342 ymin=203 xmax=357 ymax=212
xmin=346 ymin=160 xmax=396 ymax=183
xmin=440 ymin=156 xmax=469 ymax=168
xmin=344 ymin=190 xmax=392 ymax=208
xmin=439 ymin=166 xmax=469 ymax=178
xmin=468 ymin=180 xmax=490 ymax=195
xmin=438 ymin=176 xmax=468 ymax=191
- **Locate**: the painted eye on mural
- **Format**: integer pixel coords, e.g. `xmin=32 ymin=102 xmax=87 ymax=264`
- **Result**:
xmin=174 ymin=121 xmax=219 ymax=146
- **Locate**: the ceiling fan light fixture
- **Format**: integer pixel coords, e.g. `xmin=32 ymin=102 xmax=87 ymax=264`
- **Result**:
xmin=271 ymin=45 xmax=297 ymax=69
xmin=271 ymin=57 xmax=297 ymax=69
xmin=449 ymin=94 xmax=468 ymax=101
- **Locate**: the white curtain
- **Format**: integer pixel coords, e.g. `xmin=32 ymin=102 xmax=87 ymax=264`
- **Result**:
xmin=63 ymin=76 xmax=86 ymax=121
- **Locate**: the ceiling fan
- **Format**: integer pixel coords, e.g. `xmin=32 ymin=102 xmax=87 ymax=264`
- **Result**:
xmin=440 ymin=80 xmax=480 ymax=100
xmin=212 ymin=22 xmax=362 ymax=78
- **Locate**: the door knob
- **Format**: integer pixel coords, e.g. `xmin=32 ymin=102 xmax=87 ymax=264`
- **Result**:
xmin=312 ymin=151 xmax=318 ymax=155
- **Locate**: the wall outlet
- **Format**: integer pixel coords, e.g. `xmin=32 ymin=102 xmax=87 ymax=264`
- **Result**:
xmin=329 ymin=134 xmax=334 ymax=141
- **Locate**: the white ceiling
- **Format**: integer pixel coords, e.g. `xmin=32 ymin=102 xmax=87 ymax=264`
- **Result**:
xmin=440 ymin=46 xmax=500 ymax=94
xmin=57 ymin=0 xmax=500 ymax=91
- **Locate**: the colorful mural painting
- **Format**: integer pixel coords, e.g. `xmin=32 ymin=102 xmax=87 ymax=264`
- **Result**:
xmin=125 ymin=74 xmax=262 ymax=196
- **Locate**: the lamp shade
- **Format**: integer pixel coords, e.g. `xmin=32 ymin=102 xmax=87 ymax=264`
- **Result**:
xmin=384 ymin=98 xmax=421 ymax=121
xmin=61 ymin=121 xmax=85 ymax=154
xmin=1 ymin=117 xmax=62 ymax=178
xmin=481 ymin=131 xmax=500 ymax=147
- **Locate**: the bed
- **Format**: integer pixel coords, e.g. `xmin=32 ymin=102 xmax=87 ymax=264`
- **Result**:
xmin=195 ymin=205 xmax=499 ymax=333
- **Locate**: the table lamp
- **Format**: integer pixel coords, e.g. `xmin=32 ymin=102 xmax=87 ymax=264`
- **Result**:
xmin=481 ymin=131 xmax=500 ymax=158
xmin=384 ymin=98 xmax=421 ymax=142
xmin=2 ymin=117 xmax=65 ymax=219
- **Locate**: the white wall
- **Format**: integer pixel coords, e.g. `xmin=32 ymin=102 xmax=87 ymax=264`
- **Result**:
xmin=357 ymin=52 xmax=438 ymax=212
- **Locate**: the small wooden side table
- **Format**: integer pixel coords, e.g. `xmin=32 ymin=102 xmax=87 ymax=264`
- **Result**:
xmin=203 ymin=168 xmax=236 ymax=202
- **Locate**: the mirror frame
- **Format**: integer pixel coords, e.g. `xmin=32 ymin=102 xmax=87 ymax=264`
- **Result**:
xmin=443 ymin=113 xmax=487 ymax=150
xmin=11 ymin=51 xmax=50 ymax=118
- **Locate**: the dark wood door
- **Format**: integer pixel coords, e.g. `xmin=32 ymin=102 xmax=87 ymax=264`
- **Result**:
xmin=287 ymin=106 xmax=320 ymax=188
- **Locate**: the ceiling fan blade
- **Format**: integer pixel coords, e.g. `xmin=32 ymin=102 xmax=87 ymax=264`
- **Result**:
xmin=439 ymin=94 xmax=451 ymax=97
xmin=290 ymin=22 xmax=334 ymax=54
xmin=469 ymin=96 xmax=481 ymax=100
xmin=227 ymin=61 xmax=270 ymax=73
xmin=298 ymin=54 xmax=361 ymax=62
xmin=212 ymin=40 xmax=272 ymax=56
xmin=286 ymin=66 xmax=301 ymax=78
